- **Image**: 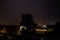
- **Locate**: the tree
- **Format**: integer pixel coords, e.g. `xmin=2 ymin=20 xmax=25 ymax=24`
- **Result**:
xmin=20 ymin=13 xmax=37 ymax=34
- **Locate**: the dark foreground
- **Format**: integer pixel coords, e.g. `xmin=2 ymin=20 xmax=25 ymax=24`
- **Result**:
xmin=0 ymin=33 xmax=60 ymax=40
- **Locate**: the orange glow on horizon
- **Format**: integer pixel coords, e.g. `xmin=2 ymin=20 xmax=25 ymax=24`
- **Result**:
xmin=35 ymin=29 xmax=47 ymax=32
xmin=0 ymin=28 xmax=7 ymax=33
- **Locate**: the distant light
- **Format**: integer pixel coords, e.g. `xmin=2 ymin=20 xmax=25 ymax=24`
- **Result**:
xmin=0 ymin=28 xmax=7 ymax=33
xmin=41 ymin=24 xmax=47 ymax=28
xmin=20 ymin=26 xmax=27 ymax=31
xmin=35 ymin=29 xmax=47 ymax=32
xmin=47 ymin=29 xmax=53 ymax=32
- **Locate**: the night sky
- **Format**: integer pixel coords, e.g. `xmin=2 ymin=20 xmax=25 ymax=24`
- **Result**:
xmin=0 ymin=0 xmax=60 ymax=25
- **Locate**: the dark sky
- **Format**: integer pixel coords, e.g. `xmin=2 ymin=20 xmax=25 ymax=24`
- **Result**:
xmin=0 ymin=0 xmax=60 ymax=25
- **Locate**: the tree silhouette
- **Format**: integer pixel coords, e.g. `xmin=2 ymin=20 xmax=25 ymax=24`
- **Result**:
xmin=20 ymin=13 xmax=37 ymax=34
